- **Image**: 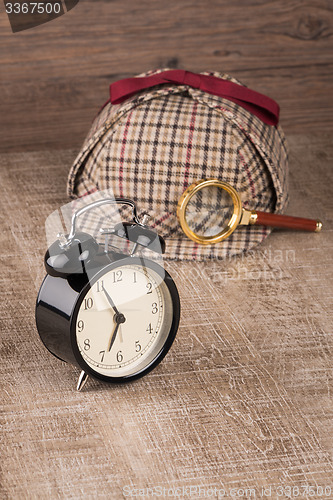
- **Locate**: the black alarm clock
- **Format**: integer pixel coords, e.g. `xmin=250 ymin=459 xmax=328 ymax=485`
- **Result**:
xmin=36 ymin=198 xmax=180 ymax=391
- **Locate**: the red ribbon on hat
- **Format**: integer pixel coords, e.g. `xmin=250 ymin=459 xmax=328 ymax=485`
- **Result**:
xmin=109 ymin=70 xmax=280 ymax=126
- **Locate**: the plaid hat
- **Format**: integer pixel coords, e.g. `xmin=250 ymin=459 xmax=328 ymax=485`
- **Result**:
xmin=67 ymin=69 xmax=288 ymax=260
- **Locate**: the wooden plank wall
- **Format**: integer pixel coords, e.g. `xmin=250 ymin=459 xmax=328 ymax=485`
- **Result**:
xmin=0 ymin=0 xmax=332 ymax=153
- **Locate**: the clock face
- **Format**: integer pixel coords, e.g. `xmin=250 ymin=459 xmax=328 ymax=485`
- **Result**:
xmin=73 ymin=260 xmax=176 ymax=380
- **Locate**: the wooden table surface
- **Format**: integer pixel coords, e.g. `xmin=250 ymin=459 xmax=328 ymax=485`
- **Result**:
xmin=0 ymin=0 xmax=333 ymax=153
xmin=1 ymin=1 xmax=333 ymax=498
xmin=0 ymin=134 xmax=332 ymax=498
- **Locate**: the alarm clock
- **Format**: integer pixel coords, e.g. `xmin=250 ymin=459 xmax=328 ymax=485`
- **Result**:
xmin=36 ymin=197 xmax=180 ymax=391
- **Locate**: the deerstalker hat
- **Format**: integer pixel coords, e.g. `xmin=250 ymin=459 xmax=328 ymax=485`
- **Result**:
xmin=67 ymin=69 xmax=288 ymax=260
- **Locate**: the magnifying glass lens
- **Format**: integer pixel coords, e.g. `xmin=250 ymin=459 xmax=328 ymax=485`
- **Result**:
xmin=184 ymin=185 xmax=235 ymax=238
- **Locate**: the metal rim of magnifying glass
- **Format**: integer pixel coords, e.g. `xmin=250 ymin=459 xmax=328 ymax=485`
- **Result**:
xmin=177 ymin=178 xmax=243 ymax=245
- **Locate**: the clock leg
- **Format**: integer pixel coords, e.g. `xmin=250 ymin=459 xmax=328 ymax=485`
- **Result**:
xmin=77 ymin=370 xmax=89 ymax=391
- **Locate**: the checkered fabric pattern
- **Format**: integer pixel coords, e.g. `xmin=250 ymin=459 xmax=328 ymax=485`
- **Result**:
xmin=67 ymin=69 xmax=289 ymax=260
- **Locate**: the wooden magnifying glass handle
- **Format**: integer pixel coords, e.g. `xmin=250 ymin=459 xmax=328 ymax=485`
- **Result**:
xmin=253 ymin=211 xmax=322 ymax=232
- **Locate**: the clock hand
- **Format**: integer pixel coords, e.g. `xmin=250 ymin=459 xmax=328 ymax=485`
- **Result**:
xmin=103 ymin=288 xmax=127 ymax=351
xmin=107 ymin=322 xmax=120 ymax=352
xmin=103 ymin=288 xmax=121 ymax=316
xmin=107 ymin=312 xmax=126 ymax=352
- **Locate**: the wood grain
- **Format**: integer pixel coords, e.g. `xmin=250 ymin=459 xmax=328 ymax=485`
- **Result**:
xmin=0 ymin=0 xmax=332 ymax=153
xmin=0 ymin=134 xmax=332 ymax=498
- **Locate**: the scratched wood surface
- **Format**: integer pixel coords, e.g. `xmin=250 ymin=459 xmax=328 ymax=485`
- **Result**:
xmin=0 ymin=134 xmax=332 ymax=498
xmin=0 ymin=0 xmax=333 ymax=153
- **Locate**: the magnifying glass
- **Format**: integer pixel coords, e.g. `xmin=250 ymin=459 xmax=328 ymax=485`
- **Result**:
xmin=177 ymin=179 xmax=322 ymax=245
